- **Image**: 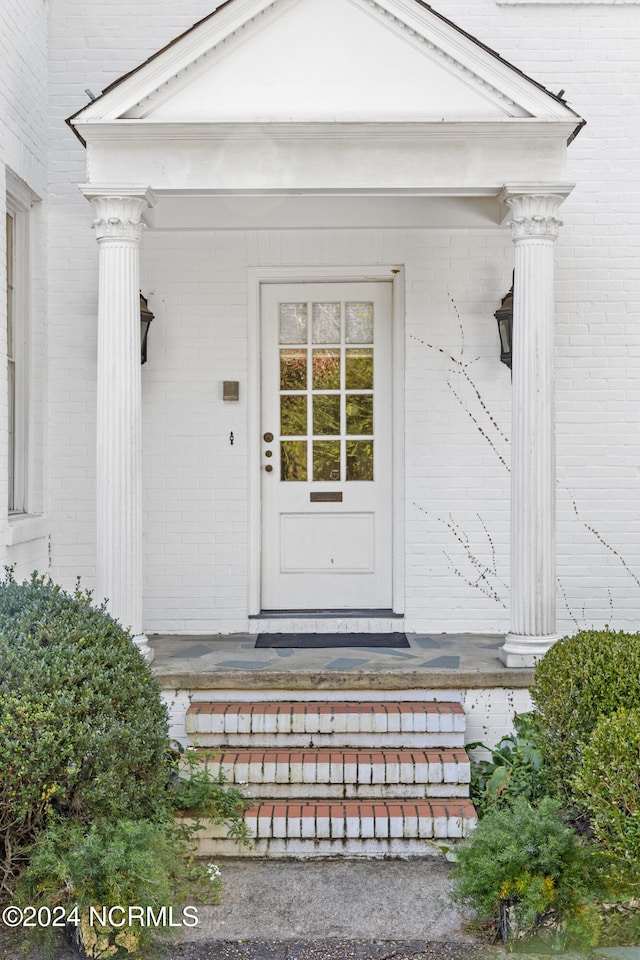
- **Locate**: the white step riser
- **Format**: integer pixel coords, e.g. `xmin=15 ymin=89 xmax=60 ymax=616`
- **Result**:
xmin=187 ymin=811 xmax=476 ymax=859
xmin=239 ymin=784 xmax=470 ymax=799
xmin=248 ymin=618 xmax=402 ymax=634
xmin=194 ymin=838 xmax=445 ymax=858
xmin=189 ymin=731 xmax=466 ymax=748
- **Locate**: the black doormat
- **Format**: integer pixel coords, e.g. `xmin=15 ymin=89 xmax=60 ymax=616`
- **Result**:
xmin=255 ymin=632 xmax=410 ymax=649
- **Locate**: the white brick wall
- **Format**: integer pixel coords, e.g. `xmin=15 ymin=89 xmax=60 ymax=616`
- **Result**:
xmin=45 ymin=0 xmax=640 ymax=635
xmin=0 ymin=0 xmax=49 ymax=577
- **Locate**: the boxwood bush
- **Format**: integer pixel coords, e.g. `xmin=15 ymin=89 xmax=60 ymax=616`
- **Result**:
xmin=0 ymin=573 xmax=174 ymax=896
xmin=532 ymin=629 xmax=640 ymax=794
xmin=573 ymin=707 xmax=640 ymax=877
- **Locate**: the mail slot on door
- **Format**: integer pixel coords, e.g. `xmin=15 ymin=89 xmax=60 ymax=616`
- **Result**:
xmin=310 ymin=492 xmax=343 ymax=503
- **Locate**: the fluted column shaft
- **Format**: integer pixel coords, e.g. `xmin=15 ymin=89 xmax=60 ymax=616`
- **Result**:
xmin=82 ymin=187 xmax=155 ymax=658
xmin=499 ymin=187 xmax=571 ymax=668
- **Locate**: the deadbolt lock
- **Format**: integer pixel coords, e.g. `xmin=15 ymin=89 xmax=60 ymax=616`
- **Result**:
xmin=263 ymin=432 xmax=274 ymax=443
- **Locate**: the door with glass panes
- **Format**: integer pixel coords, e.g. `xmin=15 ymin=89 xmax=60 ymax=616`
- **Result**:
xmin=260 ymin=282 xmax=392 ymax=610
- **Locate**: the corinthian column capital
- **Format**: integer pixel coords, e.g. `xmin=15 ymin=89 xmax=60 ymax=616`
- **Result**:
xmin=80 ymin=186 xmax=156 ymax=242
xmin=499 ymin=184 xmax=573 ymax=242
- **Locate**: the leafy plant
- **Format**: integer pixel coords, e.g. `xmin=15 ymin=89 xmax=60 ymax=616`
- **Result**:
xmin=452 ymin=797 xmax=602 ymax=948
xmin=168 ymin=744 xmax=251 ymax=845
xmin=468 ymin=712 xmax=548 ymax=816
xmin=572 ymin=707 xmax=640 ymax=881
xmin=16 ymin=815 xmax=223 ymax=958
xmin=532 ymin=629 xmax=640 ymax=796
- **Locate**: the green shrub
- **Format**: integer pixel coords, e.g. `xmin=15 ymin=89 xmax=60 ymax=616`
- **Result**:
xmin=0 ymin=572 xmax=251 ymax=956
xmin=532 ymin=629 xmax=640 ymax=793
xmin=452 ymin=797 xmax=602 ymax=947
xmin=16 ymin=815 xmax=223 ymax=958
xmin=0 ymin=573 xmax=172 ymax=896
xmin=468 ymin=712 xmax=548 ymax=816
xmin=573 ymin=707 xmax=640 ymax=879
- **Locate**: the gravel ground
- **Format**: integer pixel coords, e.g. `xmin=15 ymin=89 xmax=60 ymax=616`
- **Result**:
xmin=0 ymin=930 xmax=501 ymax=960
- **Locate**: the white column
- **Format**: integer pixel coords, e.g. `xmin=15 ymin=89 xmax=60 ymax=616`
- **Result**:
xmin=499 ymin=186 xmax=572 ymax=668
xmin=81 ymin=186 xmax=155 ymax=660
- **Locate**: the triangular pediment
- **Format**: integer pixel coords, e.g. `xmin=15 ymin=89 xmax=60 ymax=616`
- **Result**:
xmin=70 ymin=0 xmax=581 ymax=130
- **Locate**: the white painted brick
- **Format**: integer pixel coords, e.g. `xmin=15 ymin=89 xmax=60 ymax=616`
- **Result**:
xmin=375 ymin=813 xmax=390 ymax=839
xmin=417 ymin=813 xmax=433 ymax=838
xmin=316 ymin=813 xmax=331 ymax=839
xmin=273 ymin=816 xmax=287 ymax=839
xmin=1 ymin=0 xmax=633 ymax=639
xmin=426 ymin=760 xmax=441 ymax=784
xmin=403 ymin=812 xmax=418 ymax=839
xmin=433 ymin=816 xmax=449 ymax=839
xmin=258 ymin=813 xmax=272 ymax=839
xmin=360 ymin=813 xmax=375 ymax=839
xmin=331 ymin=814 xmax=345 ymax=839
xmin=443 ymin=761 xmax=458 ymax=784
xmin=287 ymin=812 xmax=302 ymax=839
xmin=448 ymin=816 xmax=464 ymax=840
xmin=302 ymin=759 xmax=316 ymax=784
xmin=248 ymin=759 xmax=263 ymax=783
xmin=301 ymin=815 xmax=316 ymax=840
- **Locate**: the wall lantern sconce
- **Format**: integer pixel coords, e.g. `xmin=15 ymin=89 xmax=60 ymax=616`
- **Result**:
xmin=494 ymin=282 xmax=513 ymax=370
xmin=140 ymin=293 xmax=154 ymax=365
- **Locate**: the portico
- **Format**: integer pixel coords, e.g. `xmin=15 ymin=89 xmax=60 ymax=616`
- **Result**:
xmin=68 ymin=0 xmax=583 ymax=667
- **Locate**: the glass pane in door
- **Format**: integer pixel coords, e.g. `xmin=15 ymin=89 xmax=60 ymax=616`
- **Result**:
xmin=279 ymin=299 xmax=375 ymax=481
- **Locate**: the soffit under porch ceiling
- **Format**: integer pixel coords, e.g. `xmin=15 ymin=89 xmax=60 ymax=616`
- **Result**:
xmin=69 ymin=0 xmax=583 ymax=227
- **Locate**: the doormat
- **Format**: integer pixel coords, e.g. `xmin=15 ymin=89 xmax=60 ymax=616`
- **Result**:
xmin=255 ymin=633 xmax=410 ymax=649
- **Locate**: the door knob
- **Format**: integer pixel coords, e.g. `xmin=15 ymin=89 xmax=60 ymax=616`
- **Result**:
xmin=265 ymin=464 xmax=273 ymax=472
xmin=263 ymin=432 xmax=274 ymax=443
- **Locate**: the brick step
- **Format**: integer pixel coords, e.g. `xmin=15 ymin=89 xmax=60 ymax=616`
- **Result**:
xmin=188 ymin=799 xmax=477 ymax=858
xmin=195 ymin=747 xmax=470 ymax=798
xmin=186 ymin=700 xmax=466 ymax=748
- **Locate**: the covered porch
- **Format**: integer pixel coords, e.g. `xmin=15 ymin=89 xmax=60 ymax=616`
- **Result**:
xmin=68 ymin=0 xmax=584 ymax=671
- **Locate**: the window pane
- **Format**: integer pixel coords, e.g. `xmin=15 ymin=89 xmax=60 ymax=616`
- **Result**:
xmin=313 ymin=348 xmax=340 ymax=389
xmin=280 ymin=349 xmax=307 ymax=390
xmin=345 ymin=302 xmax=373 ymax=343
xmin=346 ymin=440 xmax=374 ymax=481
xmin=346 ymin=395 xmax=373 ymax=435
xmin=312 ymin=302 xmax=340 ymax=343
xmin=279 ymin=303 xmax=308 ymax=343
xmin=313 ymin=395 xmax=340 ymax=435
xmin=280 ymin=395 xmax=307 ymax=435
xmin=281 ymin=441 xmax=307 ymax=481
xmin=313 ymin=441 xmax=341 ymax=481
xmin=345 ymin=348 xmax=373 ymax=389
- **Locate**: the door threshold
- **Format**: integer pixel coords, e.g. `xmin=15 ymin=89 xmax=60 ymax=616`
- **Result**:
xmin=250 ymin=609 xmax=403 ymax=620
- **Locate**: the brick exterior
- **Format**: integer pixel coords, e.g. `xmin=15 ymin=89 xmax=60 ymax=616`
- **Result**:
xmin=0 ymin=0 xmax=635 ymax=634
xmin=1 ymin=0 xmax=49 ymax=577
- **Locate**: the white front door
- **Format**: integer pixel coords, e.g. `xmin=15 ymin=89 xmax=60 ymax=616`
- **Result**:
xmin=260 ymin=281 xmax=393 ymax=610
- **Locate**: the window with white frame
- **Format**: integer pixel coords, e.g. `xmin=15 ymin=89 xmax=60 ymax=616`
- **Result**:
xmin=6 ymin=186 xmax=31 ymax=514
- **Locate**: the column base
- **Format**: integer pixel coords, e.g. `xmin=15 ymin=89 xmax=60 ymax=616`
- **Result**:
xmin=133 ymin=633 xmax=154 ymax=663
xmin=499 ymin=633 xmax=559 ymax=669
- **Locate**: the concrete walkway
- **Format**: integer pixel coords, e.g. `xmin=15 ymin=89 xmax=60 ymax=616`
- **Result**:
xmin=181 ymin=858 xmax=473 ymax=942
